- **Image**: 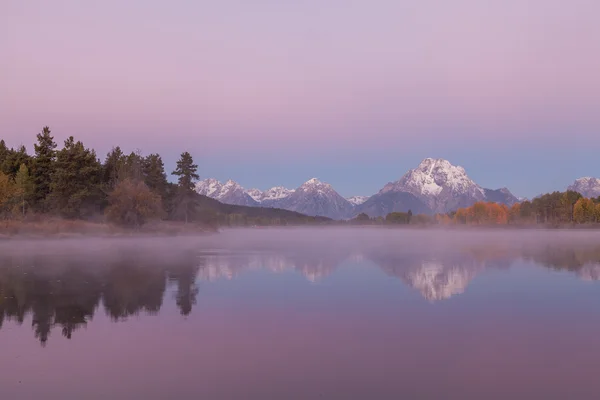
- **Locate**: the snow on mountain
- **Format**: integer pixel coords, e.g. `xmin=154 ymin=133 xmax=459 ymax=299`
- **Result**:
xmin=194 ymin=178 xmax=223 ymax=198
xmin=259 ymin=186 xmax=296 ymax=206
xmin=381 ymin=158 xmax=486 ymax=213
xmin=246 ymin=188 xmax=264 ymax=202
xmin=567 ymin=177 xmax=600 ymax=198
xmin=277 ymin=178 xmax=354 ymax=219
xmin=367 ymin=158 xmax=518 ymax=214
xmin=346 ymin=196 xmax=369 ymax=206
xmin=195 ymin=159 xmax=520 ymax=219
xmin=195 ymin=179 xmax=259 ymax=207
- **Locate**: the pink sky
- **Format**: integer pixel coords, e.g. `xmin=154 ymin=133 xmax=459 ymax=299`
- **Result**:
xmin=2 ymin=0 xmax=600 ymax=196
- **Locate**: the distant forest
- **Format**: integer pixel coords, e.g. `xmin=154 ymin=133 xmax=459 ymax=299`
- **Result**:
xmin=1 ymin=127 xmax=600 ymax=230
xmin=0 ymin=127 xmax=328 ymax=229
xmin=352 ymin=191 xmax=600 ymax=226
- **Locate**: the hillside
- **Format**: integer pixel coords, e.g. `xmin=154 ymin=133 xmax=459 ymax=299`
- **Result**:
xmin=194 ymin=193 xmax=332 ymax=225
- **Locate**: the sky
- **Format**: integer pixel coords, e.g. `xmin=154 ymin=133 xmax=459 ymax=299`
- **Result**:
xmin=2 ymin=0 xmax=599 ymax=198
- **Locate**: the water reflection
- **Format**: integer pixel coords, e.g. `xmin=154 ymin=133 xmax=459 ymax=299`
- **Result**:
xmin=1 ymin=236 xmax=600 ymax=345
xmin=0 ymin=245 xmax=202 ymax=345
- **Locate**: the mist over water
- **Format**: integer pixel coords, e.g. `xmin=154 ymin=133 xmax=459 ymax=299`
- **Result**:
xmin=1 ymin=228 xmax=600 ymax=399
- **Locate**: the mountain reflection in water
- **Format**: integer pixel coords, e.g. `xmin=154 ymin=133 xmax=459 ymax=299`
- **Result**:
xmin=1 ymin=230 xmax=600 ymax=346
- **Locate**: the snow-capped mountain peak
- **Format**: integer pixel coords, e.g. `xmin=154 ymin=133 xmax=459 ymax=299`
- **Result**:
xmin=303 ymin=177 xmax=325 ymax=186
xmin=408 ymin=158 xmax=481 ymax=196
xmin=347 ymin=196 xmax=369 ymax=206
xmin=246 ymin=188 xmax=264 ymax=202
xmin=379 ymin=158 xmax=485 ymax=212
xmin=195 ymin=178 xmax=258 ymax=207
xmin=195 ymin=178 xmax=223 ymax=198
xmin=298 ymin=178 xmax=333 ymax=193
xmin=368 ymin=158 xmax=519 ymax=214
xmin=262 ymin=186 xmax=295 ymax=201
xmin=273 ymin=178 xmax=353 ymax=219
xmin=567 ymin=177 xmax=600 ymax=198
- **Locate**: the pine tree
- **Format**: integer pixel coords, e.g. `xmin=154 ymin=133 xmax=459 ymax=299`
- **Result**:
xmin=1 ymin=145 xmax=31 ymax=177
xmin=32 ymin=126 xmax=57 ymax=211
xmin=143 ymin=154 xmax=168 ymax=200
xmin=51 ymin=137 xmax=104 ymax=219
xmin=123 ymin=151 xmax=144 ymax=182
xmin=0 ymin=140 xmax=8 ymax=168
xmin=171 ymin=152 xmax=199 ymax=223
xmin=172 ymin=152 xmax=199 ymax=191
xmin=103 ymin=146 xmax=125 ymax=188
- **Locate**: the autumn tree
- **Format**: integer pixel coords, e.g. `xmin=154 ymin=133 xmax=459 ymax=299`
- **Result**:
xmin=561 ymin=191 xmax=582 ymax=223
xmin=31 ymin=126 xmax=57 ymax=211
xmin=573 ymin=198 xmax=596 ymax=223
xmin=14 ymin=164 xmax=34 ymax=217
xmin=105 ymin=179 xmax=164 ymax=228
xmin=0 ymin=171 xmax=19 ymax=218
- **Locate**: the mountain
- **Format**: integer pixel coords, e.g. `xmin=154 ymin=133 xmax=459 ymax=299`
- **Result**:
xmin=195 ymin=179 xmax=258 ymax=207
xmin=193 ymin=193 xmax=331 ymax=224
xmin=483 ymin=188 xmax=519 ymax=206
xmin=196 ymin=178 xmax=352 ymax=219
xmin=195 ymin=159 xmax=520 ymax=219
xmin=382 ymin=158 xmax=487 ymax=213
xmin=276 ymin=178 xmax=354 ymax=220
xmin=567 ymin=177 xmax=600 ymax=198
xmin=354 ymin=191 xmax=432 ymax=217
xmin=250 ymin=186 xmax=296 ymax=207
xmin=346 ymin=196 xmax=369 ymax=206
xmin=359 ymin=158 xmax=518 ymax=216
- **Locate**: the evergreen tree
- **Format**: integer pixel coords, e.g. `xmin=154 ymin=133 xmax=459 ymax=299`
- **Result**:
xmin=0 ymin=140 xmax=8 ymax=168
xmin=32 ymin=126 xmax=57 ymax=211
xmin=143 ymin=154 xmax=168 ymax=199
xmin=171 ymin=152 xmax=199 ymax=223
xmin=51 ymin=137 xmax=104 ymax=219
xmin=123 ymin=151 xmax=144 ymax=182
xmin=172 ymin=152 xmax=199 ymax=191
xmin=103 ymin=146 xmax=125 ymax=189
xmin=1 ymin=145 xmax=31 ymax=177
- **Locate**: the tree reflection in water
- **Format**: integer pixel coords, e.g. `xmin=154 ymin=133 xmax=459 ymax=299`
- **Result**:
xmin=1 ymin=238 xmax=600 ymax=345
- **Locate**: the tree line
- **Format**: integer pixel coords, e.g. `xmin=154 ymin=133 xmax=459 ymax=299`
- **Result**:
xmin=452 ymin=191 xmax=600 ymax=226
xmin=350 ymin=191 xmax=600 ymax=226
xmin=0 ymin=127 xmax=201 ymax=227
xmin=1 ymin=127 xmax=328 ymax=229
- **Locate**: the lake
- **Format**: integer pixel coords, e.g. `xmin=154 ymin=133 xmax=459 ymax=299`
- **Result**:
xmin=1 ymin=228 xmax=600 ymax=399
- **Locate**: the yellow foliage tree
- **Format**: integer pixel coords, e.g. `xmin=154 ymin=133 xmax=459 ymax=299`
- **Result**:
xmin=0 ymin=171 xmax=22 ymax=218
xmin=573 ymin=198 xmax=596 ymax=223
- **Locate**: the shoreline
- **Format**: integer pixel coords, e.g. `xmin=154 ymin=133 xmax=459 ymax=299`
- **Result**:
xmin=0 ymin=219 xmax=218 ymax=240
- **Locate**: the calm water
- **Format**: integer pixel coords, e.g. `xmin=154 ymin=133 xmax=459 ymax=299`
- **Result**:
xmin=1 ymin=228 xmax=600 ymax=399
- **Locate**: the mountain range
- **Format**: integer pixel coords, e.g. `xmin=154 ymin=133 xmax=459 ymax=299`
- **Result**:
xmin=195 ymin=158 xmax=599 ymax=220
